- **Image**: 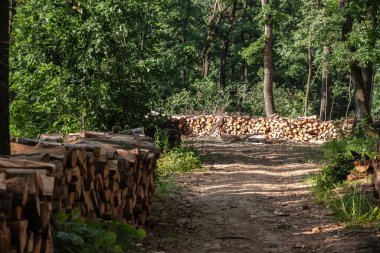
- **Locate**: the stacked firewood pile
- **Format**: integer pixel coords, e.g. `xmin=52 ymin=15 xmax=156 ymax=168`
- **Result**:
xmin=0 ymin=132 xmax=159 ymax=253
xmin=176 ymin=115 xmax=342 ymax=142
xmin=348 ymin=142 xmax=380 ymax=199
xmin=0 ymin=156 xmax=56 ymax=253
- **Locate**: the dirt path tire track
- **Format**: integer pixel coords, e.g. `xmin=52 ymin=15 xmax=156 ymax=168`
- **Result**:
xmin=133 ymin=140 xmax=380 ymax=253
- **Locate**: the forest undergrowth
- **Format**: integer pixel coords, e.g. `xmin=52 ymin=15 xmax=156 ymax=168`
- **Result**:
xmin=309 ymin=132 xmax=380 ymax=229
xmin=53 ymin=211 xmax=146 ymax=253
xmin=154 ymin=130 xmax=203 ymax=200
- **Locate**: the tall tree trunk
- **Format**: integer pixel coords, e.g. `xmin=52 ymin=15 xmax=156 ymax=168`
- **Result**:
xmin=360 ymin=1 xmax=378 ymax=113
xmin=340 ymin=0 xmax=373 ymax=130
xmin=304 ymin=27 xmax=312 ymax=116
xmin=351 ymin=62 xmax=371 ymax=122
xmin=261 ymin=0 xmax=275 ymax=116
xmin=320 ymin=46 xmax=330 ymax=121
xmin=0 ymin=0 xmax=10 ymax=155
xmin=241 ymin=0 xmax=249 ymax=83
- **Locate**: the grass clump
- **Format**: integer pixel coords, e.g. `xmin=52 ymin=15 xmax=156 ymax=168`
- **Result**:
xmin=154 ymin=127 xmax=203 ymax=177
xmin=154 ymin=175 xmax=180 ymax=200
xmin=157 ymin=147 xmax=202 ymax=177
xmin=331 ymin=184 xmax=380 ymax=226
xmin=54 ymin=212 xmax=146 ymax=253
xmin=309 ymin=135 xmax=380 ymax=227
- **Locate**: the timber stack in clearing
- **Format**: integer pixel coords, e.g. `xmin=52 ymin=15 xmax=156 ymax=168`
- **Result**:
xmin=176 ymin=115 xmax=343 ymax=142
xmin=0 ymin=131 xmax=159 ymax=253
xmin=349 ymin=141 xmax=380 ymax=199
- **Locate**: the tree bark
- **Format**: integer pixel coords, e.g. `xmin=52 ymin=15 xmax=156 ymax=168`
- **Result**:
xmin=351 ymin=62 xmax=371 ymax=122
xmin=261 ymin=0 xmax=275 ymax=116
xmin=362 ymin=65 xmax=373 ymax=112
xmin=0 ymin=0 xmax=10 ymax=155
xmin=320 ymin=46 xmax=330 ymax=121
xmin=304 ymin=27 xmax=312 ymax=116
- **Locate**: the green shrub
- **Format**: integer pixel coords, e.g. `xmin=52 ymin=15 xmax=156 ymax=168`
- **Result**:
xmin=161 ymin=80 xmax=306 ymax=117
xmin=154 ymin=127 xmax=171 ymax=153
xmin=54 ymin=212 xmax=146 ymax=253
xmin=322 ymin=136 xmax=377 ymax=163
xmin=311 ymin=136 xmax=377 ymax=199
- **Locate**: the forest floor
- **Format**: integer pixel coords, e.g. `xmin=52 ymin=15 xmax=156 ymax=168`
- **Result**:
xmin=132 ymin=139 xmax=380 ymax=253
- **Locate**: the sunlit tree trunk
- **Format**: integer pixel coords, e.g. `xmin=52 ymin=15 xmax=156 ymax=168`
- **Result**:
xmin=261 ymin=0 xmax=275 ymax=116
xmin=319 ymin=46 xmax=330 ymax=121
xmin=241 ymin=0 xmax=249 ymax=83
xmin=0 ymin=0 xmax=10 ymax=155
xmin=180 ymin=0 xmax=191 ymax=84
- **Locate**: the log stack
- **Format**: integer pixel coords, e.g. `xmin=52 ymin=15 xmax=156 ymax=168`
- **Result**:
xmin=347 ymin=142 xmax=380 ymax=199
xmin=0 ymin=156 xmax=57 ymax=253
xmin=0 ymin=132 xmax=159 ymax=253
xmin=176 ymin=115 xmax=343 ymax=142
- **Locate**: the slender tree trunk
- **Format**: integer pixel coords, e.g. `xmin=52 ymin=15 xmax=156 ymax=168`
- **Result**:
xmin=242 ymin=61 xmax=248 ymax=83
xmin=261 ymin=0 xmax=275 ymax=116
xmin=202 ymin=50 xmax=211 ymax=78
xmin=202 ymin=0 xmax=224 ymax=78
xmin=219 ymin=38 xmax=229 ymax=88
xmin=202 ymin=25 xmax=214 ymax=78
xmin=180 ymin=0 xmax=191 ymax=84
xmin=320 ymin=46 xmax=330 ymax=121
xmin=219 ymin=0 xmax=236 ymax=88
xmin=0 ymin=0 xmax=10 ymax=155
xmin=304 ymin=27 xmax=312 ymax=116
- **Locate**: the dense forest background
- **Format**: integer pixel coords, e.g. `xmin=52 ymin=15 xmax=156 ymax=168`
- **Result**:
xmin=8 ymin=0 xmax=380 ymax=137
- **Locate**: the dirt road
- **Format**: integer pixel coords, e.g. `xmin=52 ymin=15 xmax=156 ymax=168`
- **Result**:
xmin=134 ymin=140 xmax=380 ymax=253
